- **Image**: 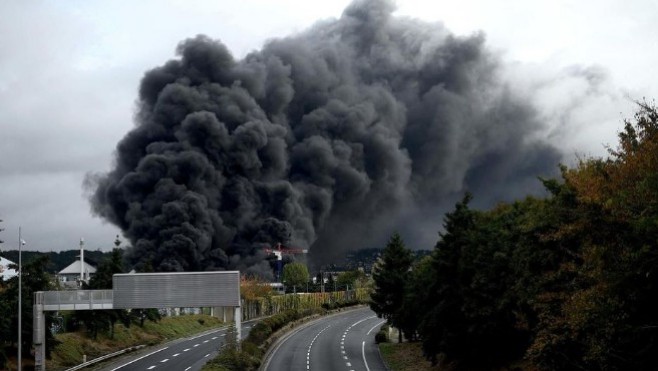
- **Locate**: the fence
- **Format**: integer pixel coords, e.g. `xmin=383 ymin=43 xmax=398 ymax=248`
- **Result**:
xmin=241 ymin=288 xmax=370 ymax=320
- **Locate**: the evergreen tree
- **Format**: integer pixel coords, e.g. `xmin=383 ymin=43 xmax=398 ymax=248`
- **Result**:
xmin=419 ymin=194 xmax=476 ymax=364
xmin=78 ymin=246 xmax=128 ymax=339
xmin=370 ymin=232 xmax=413 ymax=342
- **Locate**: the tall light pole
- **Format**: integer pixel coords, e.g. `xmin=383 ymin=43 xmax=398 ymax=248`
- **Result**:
xmin=18 ymin=227 xmax=25 ymax=371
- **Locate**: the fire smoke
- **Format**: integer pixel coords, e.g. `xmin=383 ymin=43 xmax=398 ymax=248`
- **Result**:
xmin=89 ymin=0 xmax=560 ymax=274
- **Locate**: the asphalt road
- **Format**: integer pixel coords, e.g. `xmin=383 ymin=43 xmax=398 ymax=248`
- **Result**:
xmin=262 ymin=307 xmax=387 ymax=371
xmin=98 ymin=320 xmax=256 ymax=371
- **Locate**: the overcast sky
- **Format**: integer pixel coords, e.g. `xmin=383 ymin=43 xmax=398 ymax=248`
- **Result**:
xmin=1 ymin=0 xmax=656 ymax=252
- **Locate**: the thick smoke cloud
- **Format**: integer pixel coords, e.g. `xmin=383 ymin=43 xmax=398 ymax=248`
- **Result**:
xmin=90 ymin=0 xmax=560 ymax=273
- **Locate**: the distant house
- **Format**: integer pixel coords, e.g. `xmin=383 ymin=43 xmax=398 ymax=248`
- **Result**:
xmin=57 ymin=259 xmax=96 ymax=288
xmin=0 ymin=256 xmax=18 ymax=281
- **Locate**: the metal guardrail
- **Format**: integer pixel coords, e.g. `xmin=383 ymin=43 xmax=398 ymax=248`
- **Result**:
xmin=64 ymin=345 xmax=146 ymax=371
xmin=42 ymin=290 xmax=113 ymax=311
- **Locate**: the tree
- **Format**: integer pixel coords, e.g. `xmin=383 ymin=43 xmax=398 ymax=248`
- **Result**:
xmin=78 ymin=247 xmax=128 ymax=339
xmin=0 ymin=255 xmax=57 ymax=360
xmin=282 ymin=262 xmax=309 ymax=293
xmin=370 ymin=232 xmax=413 ymax=342
xmin=399 ymin=256 xmax=433 ymax=341
xmin=529 ymin=101 xmax=658 ymax=369
xmin=336 ymin=270 xmax=366 ymax=290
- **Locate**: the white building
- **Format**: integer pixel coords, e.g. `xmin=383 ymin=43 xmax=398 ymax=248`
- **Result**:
xmin=57 ymin=259 xmax=96 ymax=288
xmin=0 ymin=256 xmax=18 ymax=281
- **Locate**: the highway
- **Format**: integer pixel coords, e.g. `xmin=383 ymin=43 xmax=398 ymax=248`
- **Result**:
xmin=262 ymin=307 xmax=387 ymax=371
xmin=98 ymin=320 xmax=257 ymax=371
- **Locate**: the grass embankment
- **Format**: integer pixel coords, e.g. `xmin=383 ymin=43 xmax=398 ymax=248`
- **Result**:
xmin=379 ymin=342 xmax=443 ymax=371
xmin=379 ymin=342 xmax=536 ymax=371
xmin=49 ymin=314 xmax=223 ymax=370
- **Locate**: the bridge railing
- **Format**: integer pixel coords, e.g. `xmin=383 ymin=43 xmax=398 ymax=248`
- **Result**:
xmin=41 ymin=290 xmax=113 ymax=311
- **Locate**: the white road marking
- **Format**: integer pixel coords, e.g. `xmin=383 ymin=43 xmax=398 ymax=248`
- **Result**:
xmin=193 ymin=344 xmax=200 ymax=347
xmin=108 ymin=347 xmax=168 ymax=371
xmin=160 ymin=359 xmax=169 ymax=363
xmin=347 ymin=362 xmax=352 ymax=366
xmin=212 ymin=336 xmax=218 ymax=339
xmin=185 ymin=367 xmax=191 ymax=371
xmin=147 ymin=366 xmax=156 ymax=370
xmin=306 ymin=324 xmax=332 ymax=371
xmin=205 ymin=353 xmax=210 ymax=357
xmin=203 ymin=340 xmax=210 ymax=343
xmin=183 ymin=348 xmax=190 ymax=352
xmin=362 ymin=341 xmax=371 ymax=371
xmin=173 ymin=353 xmax=180 ymax=357
xmin=366 ymin=320 xmax=386 ymax=335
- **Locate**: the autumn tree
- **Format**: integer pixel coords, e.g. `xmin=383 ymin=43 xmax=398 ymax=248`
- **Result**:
xmin=533 ymin=101 xmax=658 ymax=369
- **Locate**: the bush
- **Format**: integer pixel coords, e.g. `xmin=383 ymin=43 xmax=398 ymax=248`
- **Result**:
xmin=375 ymin=329 xmax=389 ymax=344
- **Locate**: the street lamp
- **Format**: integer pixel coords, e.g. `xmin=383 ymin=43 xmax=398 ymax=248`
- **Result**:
xmin=18 ymin=227 xmax=25 ymax=371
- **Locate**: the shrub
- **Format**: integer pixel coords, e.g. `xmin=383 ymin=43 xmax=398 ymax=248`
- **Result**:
xmin=375 ymin=329 xmax=389 ymax=344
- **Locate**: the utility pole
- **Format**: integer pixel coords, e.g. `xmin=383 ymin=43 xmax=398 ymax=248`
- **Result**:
xmin=18 ymin=227 xmax=24 ymax=371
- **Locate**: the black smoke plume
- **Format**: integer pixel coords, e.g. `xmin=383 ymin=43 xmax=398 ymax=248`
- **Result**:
xmin=89 ymin=0 xmax=560 ymax=274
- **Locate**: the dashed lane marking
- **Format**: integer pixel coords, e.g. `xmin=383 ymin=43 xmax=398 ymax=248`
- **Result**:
xmin=108 ymin=346 xmax=168 ymax=371
xmin=307 ymin=324 xmax=332 ymax=370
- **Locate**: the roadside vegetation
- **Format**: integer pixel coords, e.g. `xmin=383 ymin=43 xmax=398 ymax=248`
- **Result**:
xmin=203 ymin=293 xmax=369 ymax=371
xmin=49 ymin=314 xmax=222 ymax=370
xmin=371 ymin=102 xmax=658 ymax=370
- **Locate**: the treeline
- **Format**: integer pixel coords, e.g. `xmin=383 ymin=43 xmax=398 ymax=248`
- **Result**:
xmin=371 ymin=102 xmax=658 ymax=370
xmin=0 ymin=248 xmax=159 ymax=369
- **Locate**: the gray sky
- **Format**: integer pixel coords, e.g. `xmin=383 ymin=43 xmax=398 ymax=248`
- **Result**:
xmin=1 ymin=0 xmax=656 ymax=252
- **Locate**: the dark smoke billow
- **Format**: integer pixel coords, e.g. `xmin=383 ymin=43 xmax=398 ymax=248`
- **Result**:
xmin=89 ymin=0 xmax=560 ymax=274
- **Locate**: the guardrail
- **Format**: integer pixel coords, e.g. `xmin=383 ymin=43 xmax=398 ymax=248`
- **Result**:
xmin=64 ymin=344 xmax=146 ymax=371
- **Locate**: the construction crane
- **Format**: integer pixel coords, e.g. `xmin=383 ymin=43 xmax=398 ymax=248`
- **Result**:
xmin=264 ymin=242 xmax=308 ymax=281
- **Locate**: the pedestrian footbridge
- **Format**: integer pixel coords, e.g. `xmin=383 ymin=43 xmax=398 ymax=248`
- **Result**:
xmin=38 ymin=290 xmax=113 ymax=311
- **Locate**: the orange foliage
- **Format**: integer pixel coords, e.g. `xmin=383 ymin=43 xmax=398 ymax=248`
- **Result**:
xmin=240 ymin=275 xmax=274 ymax=301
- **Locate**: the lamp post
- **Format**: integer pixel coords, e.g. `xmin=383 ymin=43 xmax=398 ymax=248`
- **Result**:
xmin=18 ymin=227 xmax=25 ymax=371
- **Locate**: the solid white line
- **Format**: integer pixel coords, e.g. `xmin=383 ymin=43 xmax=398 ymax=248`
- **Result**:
xmin=109 ymin=346 xmax=169 ymax=371
xmin=366 ymin=320 xmax=386 ymax=335
xmin=362 ymin=341 xmax=370 ymax=371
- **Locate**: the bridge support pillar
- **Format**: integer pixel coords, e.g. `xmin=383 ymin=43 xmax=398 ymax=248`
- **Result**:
xmin=234 ymin=305 xmax=241 ymax=345
xmin=33 ymin=292 xmax=46 ymax=371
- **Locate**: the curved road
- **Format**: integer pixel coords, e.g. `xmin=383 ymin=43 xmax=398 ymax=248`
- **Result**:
xmin=263 ymin=307 xmax=387 ymax=371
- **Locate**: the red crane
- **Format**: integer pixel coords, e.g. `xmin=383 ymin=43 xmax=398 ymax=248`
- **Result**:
xmin=264 ymin=243 xmax=308 ymax=280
